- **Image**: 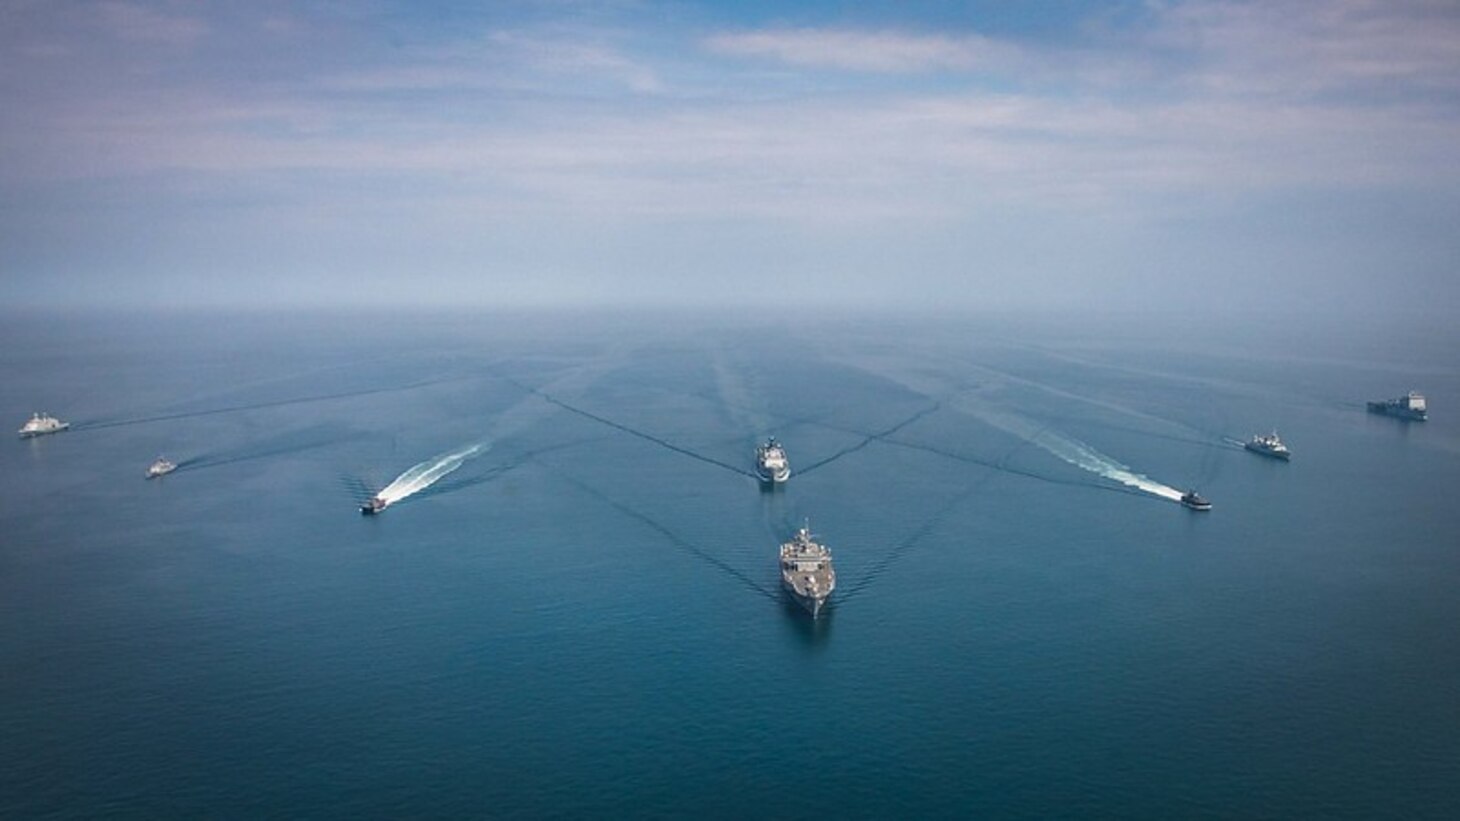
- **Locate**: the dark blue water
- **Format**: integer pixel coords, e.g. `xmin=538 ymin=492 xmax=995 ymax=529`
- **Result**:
xmin=2 ymin=309 xmax=1457 ymax=817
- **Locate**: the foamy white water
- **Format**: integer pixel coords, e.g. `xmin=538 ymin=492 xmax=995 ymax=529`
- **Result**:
xmin=939 ymin=398 xmax=1186 ymax=502
xmin=1030 ymin=429 xmax=1185 ymax=501
xmin=809 ymin=350 xmax=1189 ymax=503
xmin=378 ymin=441 xmax=489 ymax=505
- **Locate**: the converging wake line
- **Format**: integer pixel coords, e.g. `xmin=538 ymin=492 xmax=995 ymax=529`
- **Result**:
xmin=496 ymin=374 xmax=755 ymax=479
xmin=75 ymin=375 xmax=460 ymax=432
xmin=797 ymin=402 xmax=940 ymax=476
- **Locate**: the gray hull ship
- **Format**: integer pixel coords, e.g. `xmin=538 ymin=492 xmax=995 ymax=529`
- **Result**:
xmin=1244 ymin=431 xmax=1290 ymax=460
xmin=18 ymin=412 xmax=69 ymax=438
xmin=780 ymin=523 xmax=835 ymax=617
xmin=1180 ymin=490 xmax=1212 ymax=511
xmin=1368 ymin=391 xmax=1427 ymax=421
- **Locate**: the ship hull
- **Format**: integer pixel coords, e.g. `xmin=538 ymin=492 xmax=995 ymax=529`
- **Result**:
xmin=1180 ymin=492 xmax=1212 ymax=511
xmin=1367 ymin=402 xmax=1427 ymax=421
xmin=782 ymin=582 xmax=829 ymax=618
xmin=18 ymin=424 xmax=69 ymax=438
xmin=756 ymin=467 xmax=790 ymax=485
xmin=1244 ymin=443 xmax=1290 ymax=460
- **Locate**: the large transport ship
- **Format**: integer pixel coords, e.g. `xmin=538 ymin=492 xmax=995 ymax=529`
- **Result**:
xmin=780 ymin=523 xmax=835 ymax=617
xmin=1367 ymin=392 xmax=1427 ymax=421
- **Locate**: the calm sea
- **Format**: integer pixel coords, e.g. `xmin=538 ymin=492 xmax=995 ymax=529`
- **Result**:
xmin=2 ymin=309 xmax=1456 ymax=818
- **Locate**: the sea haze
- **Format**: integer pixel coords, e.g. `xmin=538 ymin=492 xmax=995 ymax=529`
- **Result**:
xmin=1 ymin=308 xmax=1457 ymax=817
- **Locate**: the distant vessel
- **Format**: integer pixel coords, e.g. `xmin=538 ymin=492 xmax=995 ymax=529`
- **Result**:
xmin=1180 ymin=490 xmax=1212 ymax=511
xmin=360 ymin=496 xmax=388 ymax=515
xmin=780 ymin=522 xmax=835 ymax=617
xmin=1244 ymin=431 xmax=1290 ymax=460
xmin=755 ymin=437 xmax=791 ymax=485
xmin=145 ymin=457 xmax=177 ymax=479
xmin=18 ymin=412 xmax=69 ymax=438
xmin=1367 ymin=391 xmax=1427 ymax=421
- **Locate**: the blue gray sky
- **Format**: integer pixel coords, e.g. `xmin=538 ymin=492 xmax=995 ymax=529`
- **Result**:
xmin=3 ymin=0 xmax=1458 ymax=314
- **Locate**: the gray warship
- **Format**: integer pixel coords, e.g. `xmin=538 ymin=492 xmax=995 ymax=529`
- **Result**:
xmin=780 ymin=523 xmax=835 ymax=617
xmin=18 ymin=412 xmax=69 ymax=438
xmin=1244 ymin=431 xmax=1290 ymax=460
xmin=1180 ymin=490 xmax=1212 ymax=511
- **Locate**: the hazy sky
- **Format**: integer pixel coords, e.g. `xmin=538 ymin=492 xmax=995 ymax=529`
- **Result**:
xmin=3 ymin=0 xmax=1458 ymax=314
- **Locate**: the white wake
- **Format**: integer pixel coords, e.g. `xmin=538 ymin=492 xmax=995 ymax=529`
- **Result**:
xmin=1030 ymin=429 xmax=1185 ymax=501
xmin=377 ymin=441 xmax=489 ymax=505
xmin=816 ymin=349 xmax=1190 ymax=503
xmin=956 ymin=403 xmax=1186 ymax=501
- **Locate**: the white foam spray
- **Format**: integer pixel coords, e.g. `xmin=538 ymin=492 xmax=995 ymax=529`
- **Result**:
xmin=377 ymin=441 xmax=489 ymax=505
xmin=1029 ymin=429 xmax=1185 ymax=501
xmin=956 ymin=403 xmax=1186 ymax=501
xmin=809 ymin=348 xmax=1190 ymax=502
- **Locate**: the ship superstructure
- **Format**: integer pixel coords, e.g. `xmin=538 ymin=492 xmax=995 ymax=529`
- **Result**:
xmin=18 ymin=412 xmax=69 ymax=438
xmin=1180 ymin=490 xmax=1212 ymax=511
xmin=755 ymin=437 xmax=791 ymax=485
xmin=780 ymin=523 xmax=835 ymax=617
xmin=1244 ymin=431 xmax=1290 ymax=460
xmin=1367 ymin=391 xmax=1427 ymax=421
xmin=145 ymin=457 xmax=177 ymax=479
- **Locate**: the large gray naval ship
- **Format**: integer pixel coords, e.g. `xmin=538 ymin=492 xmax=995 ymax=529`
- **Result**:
xmin=18 ymin=412 xmax=69 ymax=438
xmin=780 ymin=523 xmax=835 ymax=617
xmin=1244 ymin=430 xmax=1290 ymax=460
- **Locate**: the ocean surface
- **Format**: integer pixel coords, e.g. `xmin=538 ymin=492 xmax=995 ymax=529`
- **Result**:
xmin=2 ymin=308 xmax=1457 ymax=818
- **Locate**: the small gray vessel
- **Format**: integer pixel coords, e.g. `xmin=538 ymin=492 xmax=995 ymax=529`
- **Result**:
xmin=780 ymin=522 xmax=835 ymax=617
xmin=755 ymin=437 xmax=790 ymax=484
xmin=1180 ymin=490 xmax=1212 ymax=511
xmin=145 ymin=457 xmax=177 ymax=479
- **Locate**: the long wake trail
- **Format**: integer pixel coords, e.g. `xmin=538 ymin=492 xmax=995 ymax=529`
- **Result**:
xmin=797 ymin=402 xmax=941 ymax=476
xmin=1028 ymin=428 xmax=1184 ymax=501
xmin=74 ymin=375 xmax=461 ymax=432
xmin=497 ymin=375 xmax=754 ymax=479
xmin=680 ymin=386 xmax=1143 ymax=497
xmin=377 ymin=441 xmax=490 ymax=505
xmin=840 ymin=436 xmax=1032 ymax=603
xmin=550 ymin=468 xmax=778 ymax=601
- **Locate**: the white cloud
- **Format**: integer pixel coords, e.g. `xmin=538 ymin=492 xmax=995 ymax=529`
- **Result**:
xmin=97 ymin=0 xmax=207 ymax=46
xmin=1147 ymin=0 xmax=1460 ymax=96
xmin=5 ymin=1 xmax=1460 ymax=222
xmin=703 ymin=28 xmax=1020 ymax=74
xmin=486 ymin=30 xmax=664 ymax=93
